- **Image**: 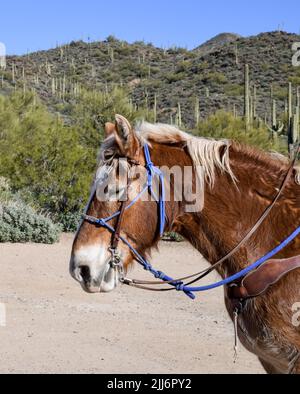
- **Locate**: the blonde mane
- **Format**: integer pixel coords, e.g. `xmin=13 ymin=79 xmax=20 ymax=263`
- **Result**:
xmin=100 ymin=121 xmax=300 ymax=190
xmin=136 ymin=122 xmax=236 ymax=187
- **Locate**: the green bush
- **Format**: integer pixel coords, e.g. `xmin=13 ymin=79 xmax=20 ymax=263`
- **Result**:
xmin=55 ymin=211 xmax=81 ymax=233
xmin=0 ymin=179 xmax=61 ymax=244
xmin=165 ymin=72 xmax=186 ymax=84
xmin=0 ymin=201 xmax=61 ymax=243
xmin=288 ymin=76 xmax=300 ymax=85
xmin=193 ymin=111 xmax=285 ymax=153
xmin=224 ymin=84 xmax=244 ymax=97
xmin=203 ymin=72 xmax=228 ymax=84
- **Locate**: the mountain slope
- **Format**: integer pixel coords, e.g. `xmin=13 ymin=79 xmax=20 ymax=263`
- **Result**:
xmin=193 ymin=33 xmax=242 ymax=55
xmin=1 ymin=31 xmax=300 ymax=127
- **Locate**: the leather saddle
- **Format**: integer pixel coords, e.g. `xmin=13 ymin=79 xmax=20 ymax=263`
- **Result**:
xmin=229 ymin=255 xmax=300 ymax=300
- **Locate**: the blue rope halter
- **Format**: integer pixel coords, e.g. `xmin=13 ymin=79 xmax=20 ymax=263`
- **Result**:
xmin=83 ymin=145 xmax=300 ymax=301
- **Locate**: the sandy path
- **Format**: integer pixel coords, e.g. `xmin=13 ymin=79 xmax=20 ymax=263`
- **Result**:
xmin=0 ymin=234 xmax=264 ymax=374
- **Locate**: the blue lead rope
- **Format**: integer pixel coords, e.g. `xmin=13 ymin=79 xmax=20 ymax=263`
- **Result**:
xmin=94 ymin=145 xmax=300 ymax=300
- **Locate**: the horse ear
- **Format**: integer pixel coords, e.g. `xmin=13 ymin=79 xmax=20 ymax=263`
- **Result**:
xmin=104 ymin=122 xmax=116 ymax=138
xmin=114 ymin=114 xmax=140 ymax=158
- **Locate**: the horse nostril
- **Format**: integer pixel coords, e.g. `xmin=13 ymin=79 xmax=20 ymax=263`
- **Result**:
xmin=80 ymin=266 xmax=91 ymax=283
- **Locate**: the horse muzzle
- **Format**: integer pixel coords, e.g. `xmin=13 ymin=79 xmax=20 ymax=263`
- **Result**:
xmin=70 ymin=250 xmax=120 ymax=294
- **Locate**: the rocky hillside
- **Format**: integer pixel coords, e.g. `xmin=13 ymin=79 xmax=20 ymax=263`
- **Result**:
xmin=1 ymin=31 xmax=300 ymax=127
xmin=193 ymin=33 xmax=242 ymax=55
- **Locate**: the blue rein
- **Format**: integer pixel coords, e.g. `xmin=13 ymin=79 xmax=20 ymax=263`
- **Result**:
xmin=89 ymin=145 xmax=300 ymax=301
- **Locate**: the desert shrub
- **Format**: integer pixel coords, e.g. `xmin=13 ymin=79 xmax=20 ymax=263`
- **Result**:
xmin=288 ymin=76 xmax=300 ymax=85
xmin=165 ymin=72 xmax=185 ymax=84
xmin=224 ymin=84 xmax=244 ymax=97
xmin=203 ymin=72 xmax=228 ymax=84
xmin=0 ymin=202 xmax=61 ymax=243
xmin=193 ymin=111 xmax=284 ymax=153
xmin=71 ymin=87 xmax=150 ymax=147
xmin=106 ymin=35 xmax=118 ymax=43
xmin=55 ymin=211 xmax=81 ymax=232
xmin=167 ymin=47 xmax=188 ymax=55
xmin=176 ymin=60 xmax=192 ymax=73
xmin=273 ymin=85 xmax=288 ymax=100
xmin=0 ymin=178 xmax=61 ymax=244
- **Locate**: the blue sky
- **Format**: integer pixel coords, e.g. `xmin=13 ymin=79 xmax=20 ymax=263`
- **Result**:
xmin=1 ymin=0 xmax=300 ymax=55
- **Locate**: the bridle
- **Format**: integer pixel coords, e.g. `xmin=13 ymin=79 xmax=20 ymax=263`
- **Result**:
xmin=83 ymin=143 xmax=300 ymax=300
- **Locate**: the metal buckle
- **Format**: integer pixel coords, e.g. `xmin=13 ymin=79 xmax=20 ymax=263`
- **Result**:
xmin=109 ymin=248 xmax=121 ymax=267
xmin=109 ymin=248 xmax=125 ymax=282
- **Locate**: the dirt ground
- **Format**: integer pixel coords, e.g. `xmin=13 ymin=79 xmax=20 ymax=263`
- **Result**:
xmin=0 ymin=234 xmax=264 ymax=374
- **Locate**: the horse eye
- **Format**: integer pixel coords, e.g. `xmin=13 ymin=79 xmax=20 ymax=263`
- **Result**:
xmin=104 ymin=155 xmax=113 ymax=162
xmin=107 ymin=186 xmax=127 ymax=201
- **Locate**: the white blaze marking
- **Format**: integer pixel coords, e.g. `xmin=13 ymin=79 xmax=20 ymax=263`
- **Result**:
xmin=74 ymin=245 xmax=109 ymax=277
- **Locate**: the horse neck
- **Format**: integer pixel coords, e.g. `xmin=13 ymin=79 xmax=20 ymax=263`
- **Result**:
xmin=165 ymin=144 xmax=299 ymax=278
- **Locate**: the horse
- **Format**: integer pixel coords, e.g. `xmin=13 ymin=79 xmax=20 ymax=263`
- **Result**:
xmin=70 ymin=114 xmax=300 ymax=374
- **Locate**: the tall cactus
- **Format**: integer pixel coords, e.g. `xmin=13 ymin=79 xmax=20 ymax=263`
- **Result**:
xmin=266 ymin=99 xmax=284 ymax=139
xmin=244 ymin=64 xmax=250 ymax=131
xmin=292 ymin=113 xmax=299 ymax=144
xmin=287 ymin=83 xmax=300 ymax=157
xmin=288 ymin=82 xmax=293 ymax=126
xmin=233 ymin=103 xmax=237 ymax=118
xmin=110 ymin=48 xmax=114 ymax=64
xmin=194 ymin=97 xmax=200 ymax=127
xmin=12 ymin=63 xmax=15 ymax=83
xmin=153 ymin=94 xmax=157 ymax=123
xmin=51 ymin=78 xmax=56 ymax=95
xmin=234 ymin=43 xmax=239 ymax=66
xmin=177 ymin=103 xmax=182 ymax=128
xmin=253 ymin=85 xmax=257 ymax=120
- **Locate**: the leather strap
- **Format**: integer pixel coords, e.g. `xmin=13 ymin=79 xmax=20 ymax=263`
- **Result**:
xmin=229 ymin=255 xmax=300 ymax=299
xmin=111 ymin=200 xmax=127 ymax=251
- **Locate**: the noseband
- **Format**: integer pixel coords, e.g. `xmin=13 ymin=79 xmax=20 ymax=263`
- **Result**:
xmin=82 ymin=144 xmax=300 ymax=301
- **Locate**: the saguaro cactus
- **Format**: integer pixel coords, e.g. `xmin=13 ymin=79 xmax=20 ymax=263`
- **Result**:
xmin=176 ymin=103 xmax=182 ymax=128
xmin=253 ymin=85 xmax=257 ymax=120
xmin=194 ymin=97 xmax=200 ymax=127
xmin=288 ymin=82 xmax=293 ymax=129
xmin=110 ymin=48 xmax=114 ymax=64
xmin=233 ymin=103 xmax=237 ymax=118
xmin=287 ymin=83 xmax=300 ymax=157
xmin=51 ymin=78 xmax=56 ymax=95
xmin=12 ymin=63 xmax=16 ymax=83
xmin=292 ymin=112 xmax=299 ymax=144
xmin=153 ymin=94 xmax=157 ymax=123
xmin=266 ymin=99 xmax=284 ymax=139
xmin=244 ymin=64 xmax=250 ymax=131
xmin=234 ymin=43 xmax=239 ymax=66
xmin=288 ymin=83 xmax=294 ymax=154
